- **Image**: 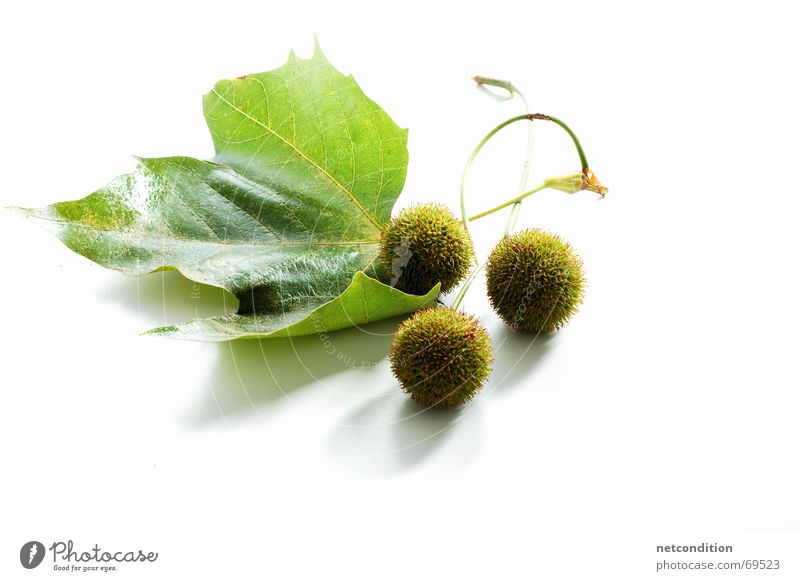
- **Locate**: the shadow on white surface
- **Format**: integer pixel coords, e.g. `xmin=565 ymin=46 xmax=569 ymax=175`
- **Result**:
xmin=321 ymin=323 xmax=555 ymax=474
xmin=99 ymin=269 xmax=235 ymax=326
xmin=190 ymin=318 xmax=403 ymax=424
xmin=96 ymin=270 xmax=537 ymax=473
xmin=490 ymin=327 xmax=556 ymax=393
xmin=326 ymin=393 xmax=479 ymax=474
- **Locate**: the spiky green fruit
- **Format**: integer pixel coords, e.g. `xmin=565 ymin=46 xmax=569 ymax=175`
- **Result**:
xmin=389 ymin=307 xmax=493 ymax=408
xmin=486 ymin=229 xmax=585 ymax=334
xmin=379 ymin=203 xmax=473 ymax=295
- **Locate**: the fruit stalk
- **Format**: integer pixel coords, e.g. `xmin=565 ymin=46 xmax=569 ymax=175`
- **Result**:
xmin=453 ymin=108 xmax=605 ymax=309
xmin=453 ymin=76 xmax=536 ymax=309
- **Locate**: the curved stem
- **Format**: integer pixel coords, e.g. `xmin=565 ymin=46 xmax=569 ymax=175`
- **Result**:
xmin=461 ymin=114 xmax=589 ymax=189
xmin=546 ymin=115 xmax=588 ymax=170
xmin=459 ymin=114 xmax=530 ymax=229
xmin=455 ymin=78 xmax=535 ymax=309
xmin=460 ymin=113 xmax=595 ymax=227
xmin=459 ymin=114 xmax=533 ymax=271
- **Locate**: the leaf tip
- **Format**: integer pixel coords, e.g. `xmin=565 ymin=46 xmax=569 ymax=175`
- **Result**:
xmin=142 ymin=325 xmax=175 ymax=337
xmin=312 ymin=33 xmax=323 ymax=56
xmin=429 ymin=282 xmax=442 ymax=299
xmin=7 ymin=204 xmax=46 ymax=222
xmin=6 ymin=205 xmax=28 ymax=216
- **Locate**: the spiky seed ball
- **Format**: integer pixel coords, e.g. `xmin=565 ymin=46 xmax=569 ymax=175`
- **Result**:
xmin=486 ymin=229 xmax=585 ymax=334
xmin=379 ymin=203 xmax=473 ymax=295
xmin=389 ymin=307 xmax=493 ymax=408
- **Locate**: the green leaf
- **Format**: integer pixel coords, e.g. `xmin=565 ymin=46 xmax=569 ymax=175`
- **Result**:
xmin=14 ymin=42 xmax=429 ymax=340
xmin=146 ymin=272 xmax=440 ymax=341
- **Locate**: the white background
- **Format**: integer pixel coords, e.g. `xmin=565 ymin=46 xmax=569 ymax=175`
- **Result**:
xmin=1 ymin=1 xmax=799 ymax=578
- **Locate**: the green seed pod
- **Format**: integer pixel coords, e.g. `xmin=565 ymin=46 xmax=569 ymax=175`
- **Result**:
xmin=379 ymin=203 xmax=473 ymax=295
xmin=486 ymin=229 xmax=585 ymax=334
xmin=389 ymin=307 xmax=493 ymax=408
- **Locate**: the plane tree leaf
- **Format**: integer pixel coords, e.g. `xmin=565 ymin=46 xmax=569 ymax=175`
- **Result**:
xmin=14 ymin=42 xmax=431 ymax=340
